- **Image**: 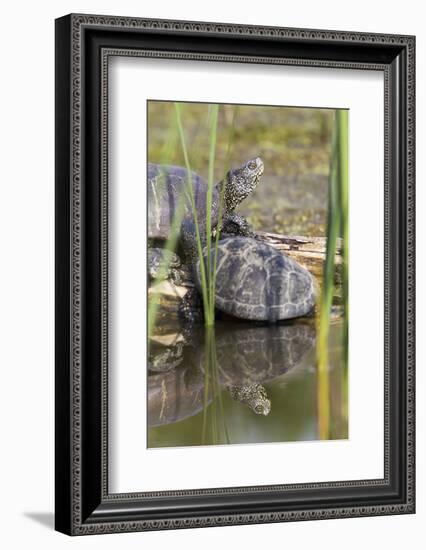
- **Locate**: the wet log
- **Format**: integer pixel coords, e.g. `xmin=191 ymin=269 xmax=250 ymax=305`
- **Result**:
xmin=254 ymin=231 xmax=342 ymax=285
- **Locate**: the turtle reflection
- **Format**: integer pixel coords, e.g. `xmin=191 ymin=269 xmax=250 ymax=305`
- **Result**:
xmin=148 ymin=322 xmax=315 ymax=428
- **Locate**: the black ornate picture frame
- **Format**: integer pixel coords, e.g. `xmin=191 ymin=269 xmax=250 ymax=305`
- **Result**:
xmin=55 ymin=13 xmax=415 ymax=535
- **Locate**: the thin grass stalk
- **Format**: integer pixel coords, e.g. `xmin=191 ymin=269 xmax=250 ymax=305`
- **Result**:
xmin=204 ymin=108 xmax=236 ymax=443
xmin=212 ymin=106 xmax=239 ymax=302
xmin=337 ymin=110 xmax=349 ymax=362
xmin=208 ymin=328 xmax=218 ymax=444
xmin=207 ymin=326 xmax=230 ymax=444
xmin=200 ymin=326 xmax=230 ymax=446
xmin=174 ymin=103 xmax=212 ymax=325
xmin=206 ymin=105 xmax=219 ymax=321
xmin=336 ymin=110 xmax=349 ymax=424
xmin=316 ymin=110 xmax=341 ymax=440
xmin=208 ymin=328 xmax=218 ymax=445
xmin=201 ymin=352 xmax=211 ymax=444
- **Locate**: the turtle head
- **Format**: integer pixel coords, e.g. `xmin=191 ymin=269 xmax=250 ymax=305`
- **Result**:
xmin=222 ymin=157 xmax=264 ymax=211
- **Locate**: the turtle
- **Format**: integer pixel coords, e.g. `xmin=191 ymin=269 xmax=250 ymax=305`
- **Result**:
xmin=147 ymin=322 xmax=316 ymax=427
xmin=147 ymin=158 xmax=264 ymax=260
xmin=148 ymin=247 xmax=183 ymax=285
xmin=190 ymin=237 xmax=316 ymax=322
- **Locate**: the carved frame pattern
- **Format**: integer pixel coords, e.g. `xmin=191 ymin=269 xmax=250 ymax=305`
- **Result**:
xmin=55 ymin=13 xmax=415 ymax=535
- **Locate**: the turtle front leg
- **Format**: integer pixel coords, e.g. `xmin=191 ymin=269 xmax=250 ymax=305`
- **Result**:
xmin=220 ymin=213 xmax=257 ymax=239
xmin=179 ymin=287 xmax=204 ymax=324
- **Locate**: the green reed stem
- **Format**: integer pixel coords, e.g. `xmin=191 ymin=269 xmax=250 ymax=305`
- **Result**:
xmin=201 ymin=327 xmax=230 ymax=445
xmin=212 ymin=106 xmax=239 ymax=309
xmin=316 ymin=108 xmax=349 ymax=439
xmin=207 ymin=328 xmax=217 ymax=445
xmin=201 ymin=353 xmax=210 ymax=445
xmin=174 ymin=103 xmax=233 ymax=328
xmin=316 ymin=110 xmax=342 ymax=440
xmin=336 ymin=110 xmax=349 ymax=425
xmin=208 ymin=326 xmax=230 ymax=444
xmin=206 ymin=105 xmax=219 ymax=322
xmin=337 ymin=110 xmax=349 ymax=370
xmin=174 ymin=103 xmax=213 ymax=326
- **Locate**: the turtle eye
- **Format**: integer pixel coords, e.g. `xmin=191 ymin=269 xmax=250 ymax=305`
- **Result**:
xmin=247 ymin=160 xmax=257 ymax=170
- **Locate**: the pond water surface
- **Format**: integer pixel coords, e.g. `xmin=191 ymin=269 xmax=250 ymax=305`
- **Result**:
xmin=148 ymin=317 xmax=347 ymax=448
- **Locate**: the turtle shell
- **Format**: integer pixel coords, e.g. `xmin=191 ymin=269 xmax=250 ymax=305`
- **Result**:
xmin=195 ymin=237 xmax=316 ymax=321
xmin=148 ymin=163 xmax=220 ymax=240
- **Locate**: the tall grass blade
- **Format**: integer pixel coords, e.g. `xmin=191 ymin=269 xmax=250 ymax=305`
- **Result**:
xmin=316 ymin=109 xmax=342 ymax=440
xmin=316 ymin=108 xmax=349 ymax=438
xmin=206 ymin=105 xmax=219 ymax=322
xmin=336 ymin=110 xmax=349 ymax=424
xmin=174 ymin=103 xmax=212 ymax=325
xmin=212 ymin=106 xmax=239 ymax=308
xmin=208 ymin=326 xmax=230 ymax=444
xmin=337 ymin=110 xmax=349 ymax=363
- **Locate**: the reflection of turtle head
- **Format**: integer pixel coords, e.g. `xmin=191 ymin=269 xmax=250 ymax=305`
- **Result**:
xmin=224 ymin=157 xmax=264 ymax=212
xmin=229 ymin=383 xmax=272 ymax=416
xmin=253 ymin=397 xmax=272 ymax=416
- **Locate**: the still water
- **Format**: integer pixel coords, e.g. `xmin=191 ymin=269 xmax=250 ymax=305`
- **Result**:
xmin=148 ymin=317 xmax=347 ymax=448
